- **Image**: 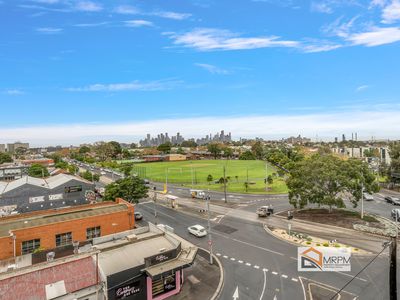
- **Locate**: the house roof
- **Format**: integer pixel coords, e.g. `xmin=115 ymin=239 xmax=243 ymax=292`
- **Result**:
xmin=0 ymin=174 xmax=93 ymax=195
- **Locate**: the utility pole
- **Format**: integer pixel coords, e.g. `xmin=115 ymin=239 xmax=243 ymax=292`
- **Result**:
xmin=206 ymin=193 xmax=213 ymax=264
xmin=153 ymin=186 xmax=158 ymax=225
xmin=389 ymin=236 xmax=397 ymax=300
xmin=361 ymin=182 xmax=364 ymax=219
xmin=265 ymin=162 xmax=268 ymax=191
xmin=223 ymin=165 xmax=227 ymax=203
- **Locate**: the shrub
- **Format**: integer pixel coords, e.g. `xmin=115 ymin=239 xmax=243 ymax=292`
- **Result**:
xmin=316 ymin=243 xmax=321 ymax=246
xmin=323 ymin=242 xmax=329 ymax=247
xmin=306 ymin=237 xmax=312 ymax=242
xmin=306 ymin=241 xmax=311 ymax=245
xmin=334 ymin=244 xmax=340 ymax=248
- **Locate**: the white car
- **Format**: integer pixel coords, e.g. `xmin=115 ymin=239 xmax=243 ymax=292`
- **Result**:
xmin=188 ymin=225 xmax=207 ymax=237
xmin=363 ymin=193 xmax=374 ymax=201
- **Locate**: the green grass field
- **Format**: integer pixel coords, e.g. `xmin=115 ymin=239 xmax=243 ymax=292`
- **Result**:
xmin=133 ymin=160 xmax=288 ymax=194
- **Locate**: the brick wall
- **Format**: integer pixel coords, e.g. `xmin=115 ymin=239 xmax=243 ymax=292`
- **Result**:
xmin=0 ymin=200 xmax=135 ymax=260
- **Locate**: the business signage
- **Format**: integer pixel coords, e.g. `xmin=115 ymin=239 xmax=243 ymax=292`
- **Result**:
xmin=29 ymin=196 xmax=45 ymax=203
xmin=163 ymin=274 xmax=176 ymax=292
xmin=64 ymin=185 xmax=82 ymax=193
xmin=115 ymin=281 xmax=141 ymax=299
xmin=49 ymin=193 xmax=63 ymax=201
xmin=298 ymin=247 xmax=351 ymax=272
xmin=145 ymin=249 xmax=176 ymax=267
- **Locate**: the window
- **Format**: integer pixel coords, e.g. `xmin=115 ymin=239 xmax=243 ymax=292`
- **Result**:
xmin=86 ymin=226 xmax=101 ymax=240
xmin=64 ymin=185 xmax=82 ymax=193
xmin=55 ymin=232 xmax=72 ymax=247
xmin=21 ymin=239 xmax=40 ymax=255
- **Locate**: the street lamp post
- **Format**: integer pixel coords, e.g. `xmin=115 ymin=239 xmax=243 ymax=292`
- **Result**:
xmin=361 ymin=182 xmax=364 ymax=220
xmin=153 ymin=186 xmax=158 ymax=225
xmin=206 ymin=193 xmax=213 ymax=264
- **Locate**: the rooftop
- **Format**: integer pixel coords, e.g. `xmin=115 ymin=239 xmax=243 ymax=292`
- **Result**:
xmin=0 ymin=173 xmax=93 ymax=194
xmin=0 ymin=201 xmax=128 ymax=238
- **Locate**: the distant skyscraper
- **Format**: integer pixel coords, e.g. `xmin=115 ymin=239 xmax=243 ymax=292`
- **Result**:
xmin=342 ymin=134 xmax=346 ymax=142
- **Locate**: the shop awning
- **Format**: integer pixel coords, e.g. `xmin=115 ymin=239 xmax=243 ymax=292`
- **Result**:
xmin=144 ymin=247 xmax=198 ymax=278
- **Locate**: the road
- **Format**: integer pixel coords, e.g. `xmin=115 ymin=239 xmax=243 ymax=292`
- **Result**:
xmin=136 ymin=200 xmax=390 ymax=300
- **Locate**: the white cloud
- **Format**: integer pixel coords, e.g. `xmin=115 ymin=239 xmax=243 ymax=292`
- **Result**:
xmin=301 ymin=42 xmax=342 ymax=52
xmin=113 ymin=5 xmax=139 ymax=15
xmin=75 ymin=1 xmax=102 ymax=12
xmin=74 ymin=21 xmax=109 ymax=27
xmin=3 ymin=89 xmax=24 ymax=95
xmin=195 ymin=63 xmax=229 ymax=74
xmin=36 ymin=27 xmax=63 ymax=34
xmin=356 ymin=85 xmax=369 ymax=92
xmin=346 ymin=26 xmax=400 ymax=46
xmin=382 ymin=1 xmax=400 ymax=23
xmin=311 ymin=2 xmax=333 ymax=13
xmin=1 ymin=110 xmax=400 ymax=145
xmin=167 ymin=28 xmax=300 ymax=51
xmin=369 ymin=0 xmax=387 ymax=8
xmin=124 ymin=20 xmax=154 ymax=28
xmin=67 ymin=79 xmax=182 ymax=92
xmin=151 ymin=11 xmax=192 ymax=20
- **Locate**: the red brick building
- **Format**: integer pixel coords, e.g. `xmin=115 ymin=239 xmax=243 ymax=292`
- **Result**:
xmin=0 ymin=198 xmax=135 ymax=260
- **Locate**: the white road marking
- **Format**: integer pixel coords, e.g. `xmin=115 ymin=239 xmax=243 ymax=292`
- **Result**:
xmin=230 ymin=257 xmax=236 ymax=261
xmin=211 ymin=231 xmax=284 ymax=256
xmin=335 ymin=271 xmax=368 ymax=282
xmin=254 ymin=265 xmax=260 ymax=269
xmin=233 ymin=286 xmax=239 ymax=300
xmin=216 ymin=253 xmax=221 ymax=256
xmin=223 ymin=255 xmax=228 ymax=259
xmin=272 ymin=271 xmax=278 ymax=275
xmin=238 ymin=260 xmax=243 ymax=264
xmin=262 ymin=268 xmax=268 ymax=272
xmin=291 ymin=278 xmax=298 ymax=282
xmin=281 ymin=274 xmax=288 ymax=279
xmin=259 ymin=267 xmax=268 ymax=300
xmin=246 ymin=263 xmax=251 ymax=266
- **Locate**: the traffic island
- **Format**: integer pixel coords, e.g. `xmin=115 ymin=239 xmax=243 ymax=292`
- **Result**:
xmin=170 ymin=248 xmax=224 ymax=300
xmin=265 ymin=225 xmax=370 ymax=255
xmin=299 ymin=277 xmax=357 ymax=300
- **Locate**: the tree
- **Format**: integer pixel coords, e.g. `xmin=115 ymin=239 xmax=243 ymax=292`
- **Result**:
xmin=80 ymin=171 xmax=99 ymax=182
xmin=0 ymin=152 xmax=12 ymax=164
xmin=235 ymin=175 xmax=239 ymax=182
xmin=79 ymin=146 xmax=91 ymax=154
xmin=207 ymin=174 xmax=213 ymax=184
xmin=109 ymin=141 xmax=122 ymax=158
xmin=104 ymin=176 xmax=149 ymax=203
xmin=68 ymin=164 xmax=79 ymax=174
xmin=181 ymin=140 xmax=197 ymax=147
xmin=28 ymin=164 xmax=49 ymax=178
xmin=239 ymin=151 xmax=256 ymax=160
xmin=267 ymin=175 xmax=273 ymax=185
xmin=287 ymin=154 xmax=379 ymax=212
xmin=157 ymin=142 xmax=172 ymax=154
xmin=388 ymin=142 xmax=400 ymax=183
xmin=244 ymin=181 xmax=249 ymax=192
xmin=120 ymin=164 xmax=133 ymax=177
xmin=251 ymin=141 xmax=264 ymax=159
xmin=222 ymin=147 xmax=233 ymax=158
xmin=177 ymin=147 xmax=185 ymax=155
xmin=14 ymin=147 xmax=27 ymax=159
xmin=122 ymin=149 xmax=132 ymax=159
xmin=55 ymin=161 xmax=68 ymax=169
xmin=207 ymin=143 xmax=221 ymax=159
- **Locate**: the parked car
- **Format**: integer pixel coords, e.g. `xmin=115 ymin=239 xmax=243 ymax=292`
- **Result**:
xmin=391 ymin=209 xmax=400 ymax=220
xmin=392 ymin=198 xmax=400 ymax=206
xmin=363 ymin=193 xmax=374 ymax=201
xmin=385 ymin=196 xmax=397 ymax=204
xmin=134 ymin=212 xmax=143 ymax=221
xmin=188 ymin=225 xmax=207 ymax=237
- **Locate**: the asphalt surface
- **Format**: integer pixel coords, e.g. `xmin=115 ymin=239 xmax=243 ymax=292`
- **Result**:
xmin=73 ymin=160 xmax=398 ymax=299
xmin=136 ymin=201 xmax=391 ymax=300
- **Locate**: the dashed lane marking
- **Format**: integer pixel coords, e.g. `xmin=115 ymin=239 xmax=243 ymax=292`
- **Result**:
xmin=282 ymin=274 xmax=288 ymax=279
xmin=238 ymin=260 xmax=243 ymax=264
xmin=246 ymin=263 xmax=252 ymax=266
xmin=216 ymin=253 xmax=221 ymax=256
xmin=223 ymin=255 xmax=228 ymax=259
xmin=292 ymin=278 xmax=298 ymax=282
xmin=254 ymin=265 xmax=260 ymax=269
xmin=230 ymin=257 xmax=236 ymax=261
xmin=272 ymin=271 xmax=278 ymax=275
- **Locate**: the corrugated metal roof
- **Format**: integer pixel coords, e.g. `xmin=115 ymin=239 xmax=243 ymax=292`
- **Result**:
xmin=98 ymin=236 xmax=176 ymax=276
xmin=0 ymin=174 xmax=92 ymax=194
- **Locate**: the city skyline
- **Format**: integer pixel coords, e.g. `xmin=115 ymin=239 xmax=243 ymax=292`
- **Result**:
xmin=1 ymin=1 xmax=400 ymax=145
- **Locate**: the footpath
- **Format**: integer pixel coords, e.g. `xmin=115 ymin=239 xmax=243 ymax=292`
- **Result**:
xmin=171 ymin=249 xmax=223 ymax=300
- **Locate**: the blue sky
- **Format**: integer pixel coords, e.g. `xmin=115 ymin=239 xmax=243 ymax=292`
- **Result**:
xmin=1 ymin=0 xmax=400 ymax=145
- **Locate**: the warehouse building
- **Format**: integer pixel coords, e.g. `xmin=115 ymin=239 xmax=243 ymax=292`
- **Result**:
xmin=0 ymin=173 xmax=95 ymax=214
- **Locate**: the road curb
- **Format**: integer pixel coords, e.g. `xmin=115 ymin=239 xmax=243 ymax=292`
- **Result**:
xmin=262 ymin=223 xmax=374 ymax=256
xmin=197 ymin=248 xmax=225 ymax=300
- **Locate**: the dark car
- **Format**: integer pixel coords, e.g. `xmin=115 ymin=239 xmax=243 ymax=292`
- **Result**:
xmin=134 ymin=212 xmax=143 ymax=221
xmin=392 ymin=198 xmax=400 ymax=206
xmin=385 ymin=196 xmax=396 ymax=204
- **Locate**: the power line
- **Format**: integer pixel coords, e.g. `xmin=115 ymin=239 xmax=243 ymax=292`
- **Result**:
xmin=329 ymin=242 xmax=390 ymax=300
